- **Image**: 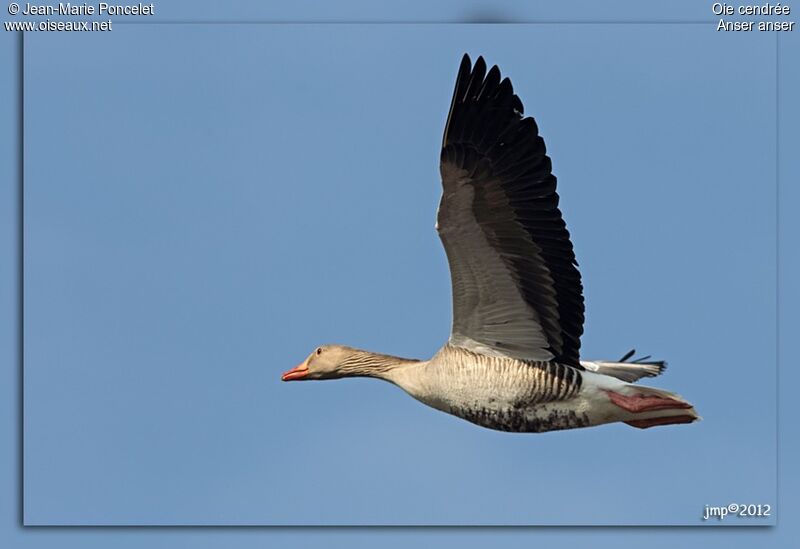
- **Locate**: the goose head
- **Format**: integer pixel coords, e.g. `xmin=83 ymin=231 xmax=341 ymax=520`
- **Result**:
xmin=281 ymin=345 xmax=352 ymax=381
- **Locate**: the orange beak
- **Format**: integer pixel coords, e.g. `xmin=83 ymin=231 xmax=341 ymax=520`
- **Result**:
xmin=281 ymin=360 xmax=309 ymax=381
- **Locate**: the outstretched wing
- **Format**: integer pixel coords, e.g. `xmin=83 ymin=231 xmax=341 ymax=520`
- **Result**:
xmin=437 ymin=54 xmax=584 ymax=366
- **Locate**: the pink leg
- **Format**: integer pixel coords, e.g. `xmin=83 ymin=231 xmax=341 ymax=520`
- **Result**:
xmin=604 ymin=389 xmax=693 ymax=413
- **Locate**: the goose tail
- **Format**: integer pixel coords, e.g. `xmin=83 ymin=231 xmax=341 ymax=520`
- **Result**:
xmin=603 ymin=384 xmax=701 ymax=429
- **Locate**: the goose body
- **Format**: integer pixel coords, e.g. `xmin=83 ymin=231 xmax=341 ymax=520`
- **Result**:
xmin=389 ymin=346 xmax=592 ymax=433
xmin=282 ymin=55 xmax=698 ymax=433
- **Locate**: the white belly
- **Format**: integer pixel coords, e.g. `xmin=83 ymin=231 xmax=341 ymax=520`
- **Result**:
xmin=386 ymin=349 xmax=599 ymax=433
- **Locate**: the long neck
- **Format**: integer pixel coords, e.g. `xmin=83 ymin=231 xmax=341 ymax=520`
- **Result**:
xmin=338 ymin=349 xmax=421 ymax=380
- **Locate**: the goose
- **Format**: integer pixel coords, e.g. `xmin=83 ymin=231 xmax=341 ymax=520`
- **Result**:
xmin=282 ymin=54 xmax=699 ymax=433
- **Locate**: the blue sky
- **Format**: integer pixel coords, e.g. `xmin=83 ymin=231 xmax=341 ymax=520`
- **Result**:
xmin=22 ymin=23 xmax=777 ymax=525
xmin=2 ymin=0 xmax=800 ymax=546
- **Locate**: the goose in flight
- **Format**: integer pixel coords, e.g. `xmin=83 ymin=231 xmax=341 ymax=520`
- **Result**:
xmin=282 ymin=55 xmax=698 ymax=433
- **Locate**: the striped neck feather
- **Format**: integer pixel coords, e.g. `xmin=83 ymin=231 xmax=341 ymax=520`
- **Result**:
xmin=337 ymin=349 xmax=420 ymax=379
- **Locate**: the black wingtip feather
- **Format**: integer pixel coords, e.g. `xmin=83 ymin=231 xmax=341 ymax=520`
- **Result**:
xmin=458 ymin=54 xmax=472 ymax=80
xmin=465 ymin=57 xmax=487 ymax=101
xmin=619 ymin=349 xmax=636 ymax=362
xmin=478 ymin=65 xmax=502 ymax=101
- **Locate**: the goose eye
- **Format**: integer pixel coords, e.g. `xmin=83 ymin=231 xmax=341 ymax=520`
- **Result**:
xmin=316 ymin=347 xmax=322 ymax=355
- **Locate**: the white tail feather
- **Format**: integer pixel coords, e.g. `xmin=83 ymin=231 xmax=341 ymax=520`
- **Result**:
xmin=581 ymin=359 xmax=666 ymax=382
